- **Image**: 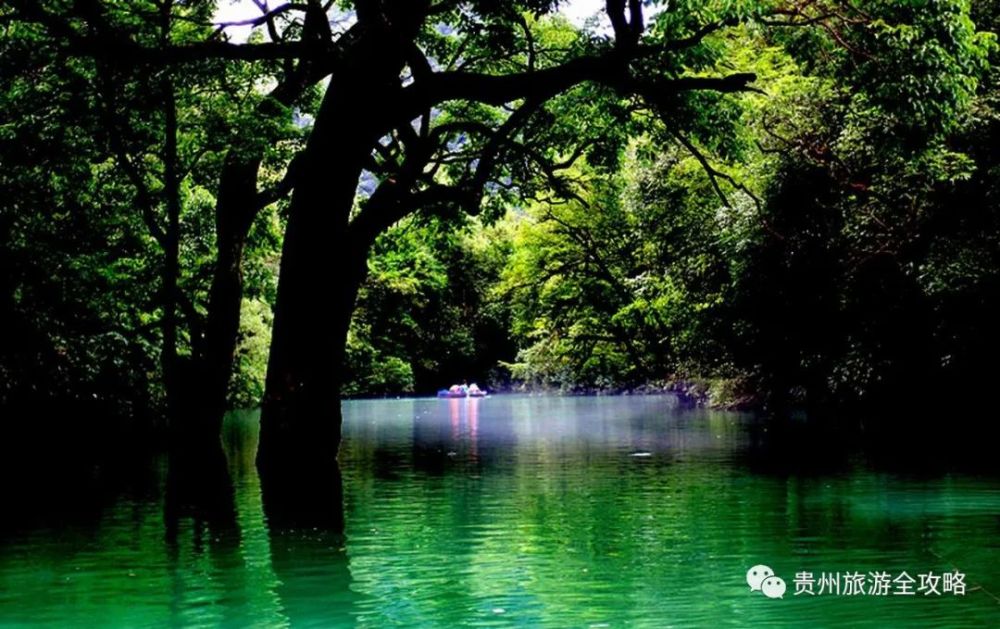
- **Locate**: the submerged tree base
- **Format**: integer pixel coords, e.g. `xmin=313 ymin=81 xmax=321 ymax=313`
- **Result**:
xmin=164 ymin=440 xmax=237 ymax=544
xmin=257 ymin=401 xmax=345 ymax=532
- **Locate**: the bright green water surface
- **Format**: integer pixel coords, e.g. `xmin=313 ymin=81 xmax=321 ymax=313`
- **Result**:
xmin=1 ymin=396 xmax=998 ymax=627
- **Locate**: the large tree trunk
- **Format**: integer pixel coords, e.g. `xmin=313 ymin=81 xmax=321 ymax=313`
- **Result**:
xmin=194 ymin=154 xmax=263 ymax=437
xmin=167 ymin=141 xmax=269 ymax=452
xmin=257 ymin=134 xmax=370 ymax=467
xmin=258 ymin=28 xmax=410 ymax=468
xmin=182 ymin=80 xmax=315 ymax=447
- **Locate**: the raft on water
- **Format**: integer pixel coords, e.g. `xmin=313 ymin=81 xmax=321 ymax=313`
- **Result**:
xmin=437 ymin=389 xmax=488 ymax=398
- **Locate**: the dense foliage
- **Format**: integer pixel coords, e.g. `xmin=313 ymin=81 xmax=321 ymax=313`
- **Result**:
xmin=0 ymin=1 xmax=308 ymax=421
xmin=495 ymin=0 xmax=1000 ymax=414
xmin=343 ymin=216 xmax=515 ymax=396
xmin=1 ymin=0 xmax=997 ymax=427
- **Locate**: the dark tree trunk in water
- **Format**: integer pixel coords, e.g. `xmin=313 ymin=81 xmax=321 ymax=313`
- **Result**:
xmin=257 ymin=120 xmax=371 ymax=465
xmin=260 ymin=407 xmax=347 ymax=532
xmin=259 ymin=416 xmax=353 ymax=621
xmin=193 ymin=154 xmax=263 ymax=435
xmin=178 ymin=76 xmax=315 ymax=448
xmin=167 ymin=146 xmax=269 ymax=450
xmin=258 ymin=21 xmax=415 ymax=469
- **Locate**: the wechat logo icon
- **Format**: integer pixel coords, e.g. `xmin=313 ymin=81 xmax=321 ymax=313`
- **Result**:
xmin=747 ymin=564 xmax=786 ymax=599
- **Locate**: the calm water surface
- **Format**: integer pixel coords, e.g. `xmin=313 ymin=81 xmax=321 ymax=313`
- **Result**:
xmin=1 ymin=396 xmax=998 ymax=627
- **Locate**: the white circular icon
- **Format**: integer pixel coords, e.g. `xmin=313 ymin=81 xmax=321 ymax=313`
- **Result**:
xmin=746 ymin=564 xmax=774 ymax=591
xmin=761 ymin=575 xmax=787 ymax=599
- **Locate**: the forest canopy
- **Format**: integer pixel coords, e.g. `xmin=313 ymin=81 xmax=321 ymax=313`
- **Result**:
xmin=1 ymin=0 xmax=997 ymax=439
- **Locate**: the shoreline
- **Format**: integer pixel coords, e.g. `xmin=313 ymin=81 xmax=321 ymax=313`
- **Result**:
xmin=340 ymin=377 xmax=761 ymax=411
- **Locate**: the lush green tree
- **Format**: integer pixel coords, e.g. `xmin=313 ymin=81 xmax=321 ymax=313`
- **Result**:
xmin=728 ymin=0 xmax=997 ymax=413
xmin=500 ymin=144 xmax=740 ymax=391
xmin=0 ymin=1 xmax=305 ymax=441
xmin=254 ymin=0 xmax=767 ymax=464
xmin=498 ymin=0 xmax=998 ymax=419
xmin=343 ymin=214 xmax=515 ymax=396
xmin=3 ymin=0 xmax=996 ymax=470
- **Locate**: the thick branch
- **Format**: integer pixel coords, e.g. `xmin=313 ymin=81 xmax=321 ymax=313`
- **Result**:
xmin=401 ymin=52 xmax=758 ymax=116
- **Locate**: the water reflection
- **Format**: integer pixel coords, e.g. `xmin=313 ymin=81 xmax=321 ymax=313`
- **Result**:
xmin=162 ymin=441 xmax=241 ymax=627
xmin=230 ymin=410 xmax=357 ymax=628
xmin=338 ymin=396 xmax=1000 ymax=627
xmin=0 ymin=396 xmax=998 ymax=627
xmin=163 ymin=443 xmax=236 ymax=548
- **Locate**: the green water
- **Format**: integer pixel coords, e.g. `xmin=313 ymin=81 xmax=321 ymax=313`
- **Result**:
xmin=1 ymin=396 xmax=998 ymax=627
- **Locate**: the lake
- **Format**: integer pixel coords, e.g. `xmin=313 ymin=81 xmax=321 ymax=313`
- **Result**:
xmin=1 ymin=395 xmax=998 ymax=627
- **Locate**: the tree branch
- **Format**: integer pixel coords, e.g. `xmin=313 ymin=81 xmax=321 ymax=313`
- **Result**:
xmin=669 ymin=128 xmax=761 ymax=210
xmin=401 ymin=54 xmax=758 ymax=116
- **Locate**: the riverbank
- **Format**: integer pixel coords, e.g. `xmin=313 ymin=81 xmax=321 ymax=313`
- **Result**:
xmin=480 ymin=376 xmax=760 ymax=410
